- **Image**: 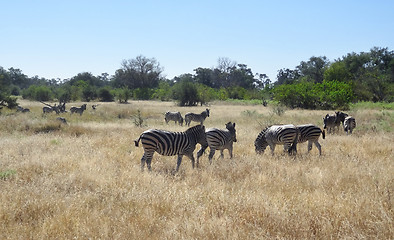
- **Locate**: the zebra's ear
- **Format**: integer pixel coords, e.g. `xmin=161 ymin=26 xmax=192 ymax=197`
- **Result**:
xmin=233 ymin=122 xmax=236 ymax=128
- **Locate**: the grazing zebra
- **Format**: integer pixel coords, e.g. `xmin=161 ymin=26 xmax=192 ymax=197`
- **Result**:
xmin=343 ymin=116 xmax=356 ymax=134
xmin=184 ymin=108 xmax=210 ymax=126
xmin=134 ymin=125 xmax=207 ymax=172
xmin=323 ymin=114 xmax=340 ymax=134
xmin=43 ymin=106 xmax=54 ymax=114
xmin=70 ymin=104 xmax=87 ymax=116
xmin=164 ymin=111 xmax=184 ymax=126
xmin=254 ymin=124 xmax=298 ymax=155
xmin=17 ymin=106 xmax=30 ymax=112
xmin=197 ymin=122 xmax=237 ymax=164
xmin=296 ymin=124 xmax=325 ymax=155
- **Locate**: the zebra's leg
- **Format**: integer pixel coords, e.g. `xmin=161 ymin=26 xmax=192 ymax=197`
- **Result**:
xmin=196 ymin=145 xmax=208 ymax=167
xmin=141 ymin=151 xmax=154 ymax=171
xmin=228 ymin=146 xmax=233 ymax=159
xmin=269 ymin=144 xmax=276 ymax=155
xmin=314 ymin=141 xmax=322 ymax=155
xmin=219 ymin=150 xmax=224 ymax=159
xmin=176 ymin=154 xmax=184 ymax=172
xmin=208 ymin=149 xmax=216 ymax=164
xmin=308 ymin=141 xmax=313 ymax=153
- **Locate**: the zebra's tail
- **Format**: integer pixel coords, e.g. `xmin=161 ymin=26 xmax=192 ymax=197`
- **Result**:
xmin=321 ymin=129 xmax=326 ymax=139
xmin=134 ymin=136 xmax=142 ymax=147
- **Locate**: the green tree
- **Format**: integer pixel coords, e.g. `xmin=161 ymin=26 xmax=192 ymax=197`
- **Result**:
xmin=172 ymin=80 xmax=199 ymax=106
xmin=112 ymin=55 xmax=163 ymax=89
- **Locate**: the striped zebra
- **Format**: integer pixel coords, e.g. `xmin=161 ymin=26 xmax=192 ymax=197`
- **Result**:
xmin=43 ymin=106 xmax=54 ymax=114
xmin=164 ymin=111 xmax=184 ymax=126
xmin=197 ymin=122 xmax=237 ymax=164
xmin=134 ymin=124 xmax=207 ymax=172
xmin=184 ymin=108 xmax=210 ymax=126
xmin=70 ymin=104 xmax=87 ymax=116
xmin=323 ymin=114 xmax=340 ymax=134
xmin=343 ymin=116 xmax=356 ymax=134
xmin=296 ymin=124 xmax=325 ymax=155
xmin=254 ymin=124 xmax=298 ymax=155
xmin=335 ymin=111 xmax=348 ymax=125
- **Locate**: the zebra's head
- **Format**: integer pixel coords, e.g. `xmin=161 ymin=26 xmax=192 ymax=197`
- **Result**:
xmin=205 ymin=108 xmax=210 ymax=117
xmin=225 ymin=122 xmax=237 ymax=142
xmin=254 ymin=130 xmax=268 ymax=154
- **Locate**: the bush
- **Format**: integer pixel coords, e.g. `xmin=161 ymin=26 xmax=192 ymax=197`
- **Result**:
xmin=273 ymin=81 xmax=354 ymax=110
xmin=98 ymin=87 xmax=114 ymax=102
xmin=172 ymin=80 xmax=199 ymax=106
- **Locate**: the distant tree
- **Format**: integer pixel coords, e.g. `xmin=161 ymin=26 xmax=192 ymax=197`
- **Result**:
xmin=296 ymin=56 xmax=330 ymax=83
xmin=276 ymin=68 xmax=300 ymax=85
xmin=112 ymin=55 xmax=163 ymax=89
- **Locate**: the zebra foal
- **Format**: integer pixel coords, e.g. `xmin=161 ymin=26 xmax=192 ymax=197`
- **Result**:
xmin=184 ymin=108 xmax=210 ymax=126
xmin=164 ymin=111 xmax=184 ymax=126
xmin=134 ymin=125 xmax=207 ymax=172
xmin=70 ymin=104 xmax=87 ymax=116
xmin=296 ymin=124 xmax=325 ymax=155
xmin=255 ymin=124 xmax=298 ymax=155
xmin=343 ymin=116 xmax=356 ymax=134
xmin=197 ymin=122 xmax=237 ymax=165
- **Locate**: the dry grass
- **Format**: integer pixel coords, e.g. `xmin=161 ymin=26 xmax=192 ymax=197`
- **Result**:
xmin=1 ymin=99 xmax=393 ymax=239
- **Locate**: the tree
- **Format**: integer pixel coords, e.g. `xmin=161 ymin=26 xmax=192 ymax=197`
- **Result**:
xmin=276 ymin=68 xmax=300 ymax=85
xmin=112 ymin=55 xmax=163 ymax=89
xmin=296 ymin=56 xmax=330 ymax=83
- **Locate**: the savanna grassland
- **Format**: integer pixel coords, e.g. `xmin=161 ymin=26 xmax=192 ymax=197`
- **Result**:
xmin=1 ymin=100 xmax=393 ymax=239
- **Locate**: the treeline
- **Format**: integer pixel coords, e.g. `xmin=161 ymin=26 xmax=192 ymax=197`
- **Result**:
xmin=0 ymin=47 xmax=393 ymax=110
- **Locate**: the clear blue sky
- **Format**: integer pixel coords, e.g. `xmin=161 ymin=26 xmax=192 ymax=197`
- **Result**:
xmin=1 ymin=0 xmax=393 ymax=82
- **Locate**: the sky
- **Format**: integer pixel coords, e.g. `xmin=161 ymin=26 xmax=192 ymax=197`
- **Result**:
xmin=1 ymin=0 xmax=394 ymax=82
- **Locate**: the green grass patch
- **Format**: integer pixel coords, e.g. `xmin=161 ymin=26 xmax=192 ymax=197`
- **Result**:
xmin=350 ymin=101 xmax=394 ymax=110
xmin=0 ymin=170 xmax=16 ymax=180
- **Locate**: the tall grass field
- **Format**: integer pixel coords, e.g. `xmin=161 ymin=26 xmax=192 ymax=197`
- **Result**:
xmin=1 ymin=100 xmax=393 ymax=239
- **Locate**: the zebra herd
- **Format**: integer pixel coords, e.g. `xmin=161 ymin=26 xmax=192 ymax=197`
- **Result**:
xmin=135 ymin=109 xmax=356 ymax=172
xmin=323 ymin=111 xmax=357 ymax=135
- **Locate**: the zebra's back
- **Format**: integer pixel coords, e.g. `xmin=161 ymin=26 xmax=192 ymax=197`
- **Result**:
xmin=206 ymin=128 xmax=232 ymax=150
xmin=343 ymin=116 xmax=356 ymax=134
xmin=297 ymin=124 xmax=324 ymax=143
xmin=255 ymin=124 xmax=298 ymax=154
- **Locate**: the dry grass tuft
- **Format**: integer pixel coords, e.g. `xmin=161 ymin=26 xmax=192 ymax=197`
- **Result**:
xmin=0 ymin=100 xmax=393 ymax=239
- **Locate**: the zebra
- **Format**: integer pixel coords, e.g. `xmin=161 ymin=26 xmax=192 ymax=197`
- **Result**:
xmin=335 ymin=111 xmax=349 ymax=125
xmin=343 ymin=116 xmax=356 ymax=134
xmin=197 ymin=122 xmax=237 ymax=164
xmin=92 ymin=104 xmax=99 ymax=110
xmin=134 ymin=124 xmax=207 ymax=172
xmin=164 ymin=111 xmax=184 ymax=126
xmin=254 ymin=124 xmax=298 ymax=155
xmin=296 ymin=124 xmax=325 ymax=155
xmin=17 ymin=106 xmax=30 ymax=112
xmin=43 ymin=106 xmax=54 ymax=114
xmin=70 ymin=104 xmax=87 ymax=116
xmin=184 ymin=108 xmax=210 ymax=126
xmin=56 ymin=117 xmax=67 ymax=124
xmin=323 ymin=114 xmax=340 ymax=134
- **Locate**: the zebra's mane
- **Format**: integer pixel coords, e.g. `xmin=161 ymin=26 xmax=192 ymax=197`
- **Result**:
xmin=185 ymin=124 xmax=205 ymax=134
